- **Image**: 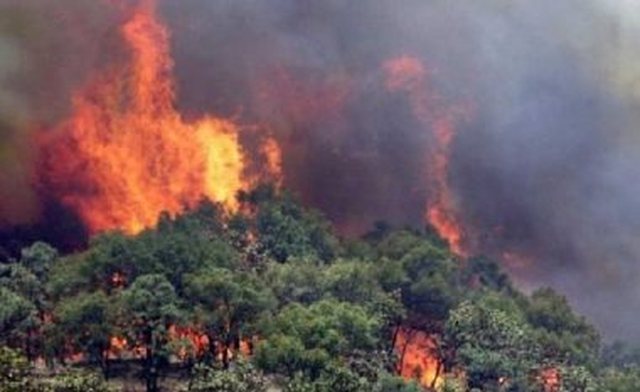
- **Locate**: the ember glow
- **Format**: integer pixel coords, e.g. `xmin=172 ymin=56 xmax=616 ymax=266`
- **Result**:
xmin=395 ymin=328 xmax=443 ymax=389
xmin=383 ymin=56 xmax=468 ymax=255
xmin=38 ymin=1 xmax=255 ymax=235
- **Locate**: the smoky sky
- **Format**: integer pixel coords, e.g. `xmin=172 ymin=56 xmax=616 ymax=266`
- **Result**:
xmin=1 ymin=0 xmax=639 ymax=340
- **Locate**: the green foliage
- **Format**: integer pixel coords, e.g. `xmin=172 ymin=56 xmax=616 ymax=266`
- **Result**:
xmin=283 ymin=366 xmax=421 ymax=392
xmin=0 ymin=186 xmax=615 ymax=391
xmin=445 ymin=295 xmax=538 ymax=390
xmin=118 ymin=274 xmax=182 ymax=392
xmin=185 ymin=267 xmax=275 ymax=365
xmin=256 ymin=300 xmax=381 ymax=377
xmin=48 ymin=369 xmax=113 ymax=392
xmin=463 ymin=257 xmax=512 ymax=292
xmin=0 ymin=346 xmax=34 ymax=392
xmin=526 ymin=288 xmax=600 ymax=366
xmin=0 ymin=286 xmax=37 ymax=352
xmin=187 ymin=361 xmax=269 ymax=392
xmin=247 ymin=187 xmax=338 ymax=263
xmin=20 ymin=241 xmax=58 ymax=281
xmin=120 ymin=273 xmax=181 ymax=327
xmin=558 ymin=365 xmax=599 ymax=392
xmin=599 ymin=367 xmax=640 ymax=392
xmin=375 ymin=373 xmax=422 ymax=392
xmin=264 ymin=260 xmax=324 ymax=305
xmin=52 ymin=291 xmax=112 ymax=369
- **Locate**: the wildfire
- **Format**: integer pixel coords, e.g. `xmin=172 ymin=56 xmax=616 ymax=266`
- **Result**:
xmin=261 ymin=137 xmax=283 ymax=187
xmin=38 ymin=0 xmax=273 ymax=235
xmin=383 ymin=56 xmax=468 ymax=256
xmin=395 ymin=328 xmax=443 ymax=389
xmin=540 ymin=367 xmax=560 ymax=392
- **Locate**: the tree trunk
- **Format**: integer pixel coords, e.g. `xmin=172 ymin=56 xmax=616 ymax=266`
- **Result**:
xmin=100 ymin=348 xmax=110 ymax=380
xmin=430 ymin=360 xmax=443 ymax=389
xmin=222 ymin=338 xmax=230 ymax=369
xmin=145 ymin=329 xmax=158 ymax=392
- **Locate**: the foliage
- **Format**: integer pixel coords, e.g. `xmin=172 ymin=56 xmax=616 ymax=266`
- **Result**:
xmin=187 ymin=361 xmax=269 ymax=392
xmin=527 ymin=288 xmax=600 ymax=367
xmin=48 ymin=369 xmax=113 ymax=392
xmin=52 ymin=291 xmax=113 ymax=374
xmin=444 ymin=295 xmax=538 ymax=390
xmin=599 ymin=367 xmax=640 ymax=392
xmin=0 ymin=346 xmax=35 ymax=392
xmin=283 ymin=366 xmax=421 ymax=392
xmin=0 ymin=186 xmax=619 ymax=391
xmin=255 ymin=300 xmax=381 ymax=377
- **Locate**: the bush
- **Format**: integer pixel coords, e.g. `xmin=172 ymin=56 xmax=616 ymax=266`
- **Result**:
xmin=49 ymin=369 xmax=113 ymax=392
xmin=0 ymin=346 xmax=36 ymax=392
xmin=187 ymin=361 xmax=269 ymax=392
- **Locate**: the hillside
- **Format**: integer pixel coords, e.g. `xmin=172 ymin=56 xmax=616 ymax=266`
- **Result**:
xmin=0 ymin=185 xmax=637 ymax=392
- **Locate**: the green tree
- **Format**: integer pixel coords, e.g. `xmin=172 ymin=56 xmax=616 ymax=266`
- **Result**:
xmin=0 ymin=346 xmax=35 ymax=392
xmin=559 ymin=365 xmax=598 ymax=392
xmin=52 ymin=291 xmax=114 ymax=377
xmin=185 ymin=268 xmax=275 ymax=367
xmin=256 ymin=300 xmax=381 ymax=378
xmin=0 ymin=287 xmax=38 ymax=358
xmin=400 ymin=242 xmax=459 ymax=330
xmin=264 ymin=260 xmax=324 ymax=306
xmin=187 ymin=360 xmax=268 ymax=392
xmin=118 ymin=274 xmax=182 ymax=392
xmin=599 ymin=367 xmax=640 ymax=392
xmin=248 ymin=188 xmax=338 ymax=263
xmin=49 ymin=369 xmax=113 ymax=392
xmin=444 ymin=296 xmax=538 ymax=390
xmin=1 ymin=244 xmax=57 ymax=361
xmin=526 ymin=288 xmax=600 ymax=367
xmin=20 ymin=241 xmax=58 ymax=282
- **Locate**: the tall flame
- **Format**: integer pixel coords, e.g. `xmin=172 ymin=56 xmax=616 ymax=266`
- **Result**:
xmin=383 ymin=56 xmax=468 ymax=256
xmin=39 ymin=1 xmax=250 ymax=235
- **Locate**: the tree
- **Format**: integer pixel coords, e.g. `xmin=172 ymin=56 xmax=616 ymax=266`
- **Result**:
xmin=49 ymin=369 xmax=113 ymax=392
xmin=52 ymin=291 xmax=113 ymax=377
xmin=1 ymin=245 xmax=57 ymax=361
xmin=187 ymin=360 xmax=269 ymax=392
xmin=256 ymin=300 xmax=381 ymax=378
xmin=0 ymin=287 xmax=38 ymax=359
xmin=526 ymin=288 xmax=600 ymax=367
xmin=249 ymin=188 xmax=338 ymax=263
xmin=399 ymin=242 xmax=460 ymax=330
xmin=118 ymin=274 xmax=182 ymax=392
xmin=599 ymin=367 xmax=640 ymax=392
xmin=444 ymin=296 xmax=539 ymax=390
xmin=559 ymin=365 xmax=599 ymax=392
xmin=0 ymin=346 xmax=35 ymax=392
xmin=264 ymin=260 xmax=324 ymax=306
xmin=185 ymin=268 xmax=275 ymax=367
xmin=20 ymin=241 xmax=58 ymax=282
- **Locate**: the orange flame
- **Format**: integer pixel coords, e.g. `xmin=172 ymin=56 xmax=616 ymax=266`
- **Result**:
xmin=395 ymin=328 xmax=443 ymax=389
xmin=540 ymin=367 xmax=560 ymax=392
xmin=39 ymin=0 xmax=263 ymax=235
xmin=262 ymin=137 xmax=283 ymax=186
xmin=383 ymin=56 xmax=468 ymax=256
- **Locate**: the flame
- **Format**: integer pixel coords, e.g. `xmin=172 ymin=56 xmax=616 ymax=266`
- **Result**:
xmin=261 ymin=137 xmax=283 ymax=186
xmin=539 ymin=367 xmax=560 ymax=392
xmin=168 ymin=325 xmax=209 ymax=359
xmin=395 ymin=328 xmax=443 ymax=389
xmin=383 ymin=56 xmax=468 ymax=256
xmin=38 ymin=0 xmax=257 ymax=235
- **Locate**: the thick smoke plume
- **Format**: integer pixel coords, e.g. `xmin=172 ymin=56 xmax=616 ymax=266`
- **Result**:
xmin=1 ymin=0 xmax=639 ymax=340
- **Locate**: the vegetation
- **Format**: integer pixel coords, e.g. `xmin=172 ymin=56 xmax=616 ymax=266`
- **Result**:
xmin=0 ymin=185 xmax=635 ymax=391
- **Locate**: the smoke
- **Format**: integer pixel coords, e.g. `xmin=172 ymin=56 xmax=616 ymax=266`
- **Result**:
xmin=1 ymin=0 xmax=639 ymax=340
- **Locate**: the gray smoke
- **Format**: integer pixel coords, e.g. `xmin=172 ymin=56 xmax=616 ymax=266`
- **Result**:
xmin=1 ymin=0 xmax=639 ymax=340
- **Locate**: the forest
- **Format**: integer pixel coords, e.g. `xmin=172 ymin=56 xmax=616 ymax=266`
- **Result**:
xmin=0 ymin=185 xmax=638 ymax=392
